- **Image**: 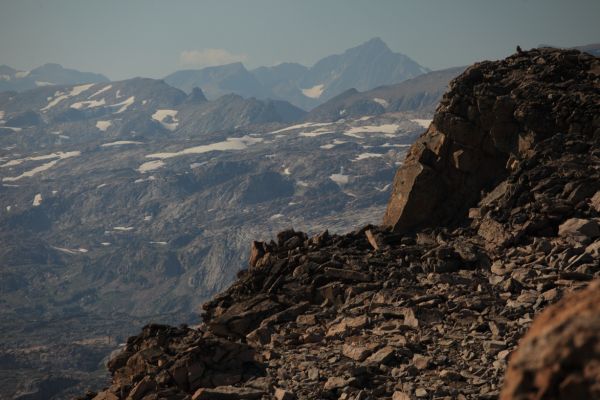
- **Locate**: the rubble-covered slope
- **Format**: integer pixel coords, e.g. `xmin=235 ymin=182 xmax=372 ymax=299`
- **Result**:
xmin=86 ymin=48 xmax=600 ymax=400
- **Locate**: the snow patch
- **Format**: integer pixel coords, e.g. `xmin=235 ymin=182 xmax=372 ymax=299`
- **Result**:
xmin=71 ymin=83 xmax=95 ymax=96
xmin=320 ymin=139 xmax=347 ymax=149
xmin=32 ymin=193 xmax=43 ymax=207
xmin=343 ymin=124 xmax=400 ymax=138
xmin=101 ymin=140 xmax=142 ymax=147
xmin=146 ymin=136 xmax=263 ymax=160
xmin=35 ymin=81 xmax=54 ymax=87
xmin=190 ymin=161 xmax=208 ymax=169
xmin=41 ymin=83 xmax=94 ymax=111
xmin=269 ymin=214 xmax=284 ymax=220
xmin=353 ymin=152 xmax=384 ymax=161
xmin=134 ymin=175 xmax=156 ymax=183
xmin=330 ymin=173 xmax=350 ymax=185
xmin=151 ymin=109 xmax=179 ymax=131
xmin=96 ymin=120 xmax=112 ymax=131
xmin=2 ymin=151 xmax=81 ymax=182
xmin=381 ymin=143 xmax=411 ymax=148
xmin=112 ymin=96 xmax=135 ymax=113
xmin=89 ymin=85 xmax=112 ymax=99
xmin=70 ymin=98 xmax=106 ymax=110
xmin=373 ymin=98 xmax=389 ymax=107
xmin=302 ymin=84 xmax=325 ymax=99
xmin=269 ymin=122 xmax=333 ymax=135
xmin=299 ymin=127 xmax=336 ymax=137
xmin=411 ymin=119 xmax=432 ymax=129
xmin=375 ymin=184 xmax=391 ymax=192
xmin=0 ymin=127 xmax=22 ymax=132
xmin=137 ymin=160 xmax=165 ymax=173
xmin=113 ymin=226 xmax=134 ymax=231
xmin=52 ymin=246 xmax=79 ymax=255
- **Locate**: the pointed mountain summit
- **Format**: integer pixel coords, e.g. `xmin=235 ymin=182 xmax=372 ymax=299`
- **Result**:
xmin=302 ymin=37 xmax=429 ymax=103
xmin=186 ymin=87 xmax=208 ymax=103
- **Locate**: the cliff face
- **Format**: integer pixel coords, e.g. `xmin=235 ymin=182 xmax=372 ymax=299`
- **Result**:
xmin=384 ymin=48 xmax=600 ymax=233
xmin=84 ymin=48 xmax=599 ymax=400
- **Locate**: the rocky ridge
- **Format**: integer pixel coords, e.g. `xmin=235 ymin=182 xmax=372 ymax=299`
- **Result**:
xmin=85 ymin=48 xmax=599 ymax=400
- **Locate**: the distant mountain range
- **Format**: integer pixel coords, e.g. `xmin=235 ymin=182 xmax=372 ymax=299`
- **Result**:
xmin=3 ymin=39 xmax=598 ymax=112
xmin=0 ymin=63 xmax=108 ymax=93
xmin=165 ymin=38 xmax=430 ymax=110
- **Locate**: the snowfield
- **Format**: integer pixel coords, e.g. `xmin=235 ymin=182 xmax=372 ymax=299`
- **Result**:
xmin=302 ymin=84 xmax=325 ymax=99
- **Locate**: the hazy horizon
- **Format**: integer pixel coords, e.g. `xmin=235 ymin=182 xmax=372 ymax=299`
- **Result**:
xmin=1 ymin=0 xmax=599 ymax=80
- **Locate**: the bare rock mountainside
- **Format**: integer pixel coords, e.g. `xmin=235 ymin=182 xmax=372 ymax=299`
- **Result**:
xmin=83 ymin=47 xmax=598 ymax=400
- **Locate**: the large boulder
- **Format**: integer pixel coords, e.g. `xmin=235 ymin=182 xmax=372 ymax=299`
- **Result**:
xmin=384 ymin=47 xmax=600 ymax=233
xmin=501 ymin=280 xmax=600 ymax=399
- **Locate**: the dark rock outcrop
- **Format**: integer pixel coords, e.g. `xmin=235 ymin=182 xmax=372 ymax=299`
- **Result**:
xmin=383 ymin=47 xmax=600 ymax=234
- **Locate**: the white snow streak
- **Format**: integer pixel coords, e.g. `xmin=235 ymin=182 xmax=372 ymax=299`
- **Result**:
xmin=302 ymin=84 xmax=325 ymax=99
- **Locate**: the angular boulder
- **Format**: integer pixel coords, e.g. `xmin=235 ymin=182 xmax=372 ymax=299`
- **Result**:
xmin=384 ymin=48 xmax=600 ymax=233
xmin=501 ymin=280 xmax=600 ymax=399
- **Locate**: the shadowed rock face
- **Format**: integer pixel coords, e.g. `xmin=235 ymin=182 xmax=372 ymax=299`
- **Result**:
xmin=383 ymin=47 xmax=600 ymax=233
xmin=501 ymin=280 xmax=600 ymax=400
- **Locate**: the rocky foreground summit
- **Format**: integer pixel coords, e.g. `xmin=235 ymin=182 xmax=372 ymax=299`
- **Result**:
xmin=84 ymin=48 xmax=599 ymax=400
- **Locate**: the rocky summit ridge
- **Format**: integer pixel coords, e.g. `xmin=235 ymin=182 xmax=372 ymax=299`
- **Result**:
xmin=83 ymin=48 xmax=599 ymax=400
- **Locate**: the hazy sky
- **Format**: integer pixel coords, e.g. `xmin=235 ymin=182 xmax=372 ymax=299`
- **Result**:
xmin=0 ymin=0 xmax=598 ymax=80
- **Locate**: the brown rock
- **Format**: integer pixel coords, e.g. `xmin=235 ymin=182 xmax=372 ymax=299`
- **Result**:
xmin=323 ymin=376 xmax=355 ymax=391
xmin=478 ymin=218 xmax=513 ymax=249
xmin=92 ymin=391 xmax=119 ymax=400
xmin=365 ymin=346 xmax=395 ymax=365
xmin=392 ymin=392 xmax=411 ymax=400
xmin=558 ymin=218 xmax=600 ymax=239
xmin=342 ymin=344 xmax=373 ymax=362
xmin=274 ymin=388 xmax=296 ymax=400
xmin=412 ymin=354 xmax=431 ymax=370
xmin=365 ymin=229 xmax=380 ymax=250
xmin=127 ymin=376 xmax=156 ymax=400
xmin=326 ymin=315 xmax=369 ymax=338
xmin=249 ymin=241 xmax=266 ymax=268
xmin=501 ymin=280 xmax=600 ymax=400
xmin=383 ymin=48 xmax=599 ymax=234
xmin=192 ymin=386 xmax=264 ymax=400
xmin=590 ymin=191 xmax=600 ymax=212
